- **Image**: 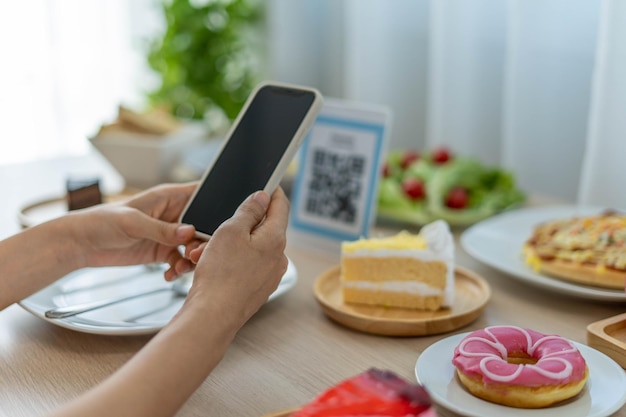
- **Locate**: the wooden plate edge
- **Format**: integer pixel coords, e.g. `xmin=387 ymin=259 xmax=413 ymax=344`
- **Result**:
xmin=313 ymin=264 xmax=491 ymax=336
xmin=259 ymin=407 xmax=299 ymax=417
xmin=587 ymin=312 xmax=626 ymax=369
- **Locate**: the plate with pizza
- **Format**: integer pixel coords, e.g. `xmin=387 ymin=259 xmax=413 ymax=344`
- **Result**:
xmin=460 ymin=205 xmax=626 ymax=302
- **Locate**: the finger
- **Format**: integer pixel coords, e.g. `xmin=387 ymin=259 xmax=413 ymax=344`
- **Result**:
xmin=164 ymin=250 xmax=194 ymax=281
xmin=226 ymin=190 xmax=271 ymax=233
xmin=164 ymin=262 xmax=191 ymax=281
xmin=189 ymin=245 xmax=205 ymax=264
xmin=175 ymin=258 xmax=194 ymax=275
xmin=169 ymin=258 xmax=193 ymax=280
xmin=127 ymin=182 xmax=198 ymax=215
xmin=160 ymin=182 xmax=199 ymax=217
xmin=254 ymin=188 xmax=290 ymax=236
xmin=184 ymin=241 xmax=205 ymax=259
xmin=164 ymin=267 xmax=178 ymax=281
xmin=164 ymin=250 xmax=182 ymax=280
xmin=126 ymin=212 xmax=196 ymax=246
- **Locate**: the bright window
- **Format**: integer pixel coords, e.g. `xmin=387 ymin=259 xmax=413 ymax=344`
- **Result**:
xmin=0 ymin=0 xmax=161 ymax=165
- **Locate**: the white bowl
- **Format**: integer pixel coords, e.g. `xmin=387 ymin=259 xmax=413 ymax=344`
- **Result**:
xmin=89 ymin=123 xmax=208 ymax=188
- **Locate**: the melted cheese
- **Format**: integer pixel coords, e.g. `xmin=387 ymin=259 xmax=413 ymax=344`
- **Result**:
xmin=526 ymin=213 xmax=626 ymax=271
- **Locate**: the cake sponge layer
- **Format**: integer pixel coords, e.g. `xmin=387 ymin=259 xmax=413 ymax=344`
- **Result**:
xmin=342 ymin=286 xmax=443 ymax=311
xmin=339 ymin=220 xmax=454 ymax=310
xmin=342 ymin=257 xmax=447 ymax=288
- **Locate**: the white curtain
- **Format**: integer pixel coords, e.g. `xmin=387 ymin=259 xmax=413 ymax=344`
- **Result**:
xmin=267 ymin=0 xmax=625 ymax=209
xmin=579 ymin=0 xmax=626 ymax=209
xmin=2 ymin=0 xmax=624 ymax=210
xmin=0 ymin=0 xmax=160 ymax=165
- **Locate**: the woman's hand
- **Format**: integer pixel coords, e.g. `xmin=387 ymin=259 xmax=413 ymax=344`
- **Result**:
xmin=48 ymin=188 xmax=291 ymax=417
xmin=185 ymin=187 xmax=290 ymax=326
xmin=68 ymin=183 xmax=202 ymax=280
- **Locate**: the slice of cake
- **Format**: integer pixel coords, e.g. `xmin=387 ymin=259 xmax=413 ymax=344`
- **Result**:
xmin=291 ymin=368 xmax=437 ymax=417
xmin=341 ymin=220 xmax=454 ymax=311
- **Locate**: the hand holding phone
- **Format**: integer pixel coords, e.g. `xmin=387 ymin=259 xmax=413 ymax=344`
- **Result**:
xmin=180 ymin=81 xmax=323 ymax=239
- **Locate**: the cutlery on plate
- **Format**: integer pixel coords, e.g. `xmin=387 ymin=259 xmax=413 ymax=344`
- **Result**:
xmin=44 ymin=273 xmax=296 ymax=319
xmin=44 ymin=278 xmax=190 ymax=319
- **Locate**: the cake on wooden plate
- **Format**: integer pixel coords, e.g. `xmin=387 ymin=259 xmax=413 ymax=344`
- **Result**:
xmin=340 ymin=220 xmax=454 ymax=311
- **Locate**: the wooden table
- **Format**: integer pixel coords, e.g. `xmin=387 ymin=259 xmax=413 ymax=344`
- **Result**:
xmin=1 ymin=153 xmax=625 ymax=417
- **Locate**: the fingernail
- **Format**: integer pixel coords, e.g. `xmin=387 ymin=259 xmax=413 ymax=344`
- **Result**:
xmin=176 ymin=224 xmax=195 ymax=239
xmin=252 ymin=191 xmax=270 ymax=209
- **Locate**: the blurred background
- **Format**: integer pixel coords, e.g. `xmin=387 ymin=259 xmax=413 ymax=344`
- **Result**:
xmin=0 ymin=0 xmax=625 ymax=207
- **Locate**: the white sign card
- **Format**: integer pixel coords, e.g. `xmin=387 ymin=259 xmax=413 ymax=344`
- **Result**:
xmin=289 ymin=98 xmax=391 ymax=249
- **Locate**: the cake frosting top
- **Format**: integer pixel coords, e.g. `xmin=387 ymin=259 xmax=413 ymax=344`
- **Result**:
xmin=342 ymin=231 xmax=427 ymax=253
xmin=342 ymin=220 xmax=453 ymax=260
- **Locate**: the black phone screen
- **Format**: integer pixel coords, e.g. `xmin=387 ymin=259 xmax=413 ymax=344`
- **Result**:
xmin=182 ymin=85 xmax=317 ymax=236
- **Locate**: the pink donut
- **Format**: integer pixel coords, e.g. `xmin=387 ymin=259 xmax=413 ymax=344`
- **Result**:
xmin=451 ymin=326 xmax=588 ymax=408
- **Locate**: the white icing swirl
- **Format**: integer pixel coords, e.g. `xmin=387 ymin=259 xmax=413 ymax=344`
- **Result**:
xmin=456 ymin=326 xmax=579 ymax=384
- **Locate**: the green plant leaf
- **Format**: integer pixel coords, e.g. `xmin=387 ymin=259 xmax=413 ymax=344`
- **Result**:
xmin=146 ymin=0 xmax=264 ymax=124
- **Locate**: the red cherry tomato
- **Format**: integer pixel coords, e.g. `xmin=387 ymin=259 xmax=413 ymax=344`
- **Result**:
xmin=400 ymin=150 xmax=420 ymax=169
xmin=432 ymin=147 xmax=452 ymax=164
xmin=402 ymin=178 xmax=426 ymax=200
xmin=382 ymin=162 xmax=391 ymax=177
xmin=445 ymin=187 xmax=469 ymax=209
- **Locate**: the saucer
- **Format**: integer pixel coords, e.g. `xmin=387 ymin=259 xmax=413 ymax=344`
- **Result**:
xmin=313 ymin=266 xmax=491 ymax=336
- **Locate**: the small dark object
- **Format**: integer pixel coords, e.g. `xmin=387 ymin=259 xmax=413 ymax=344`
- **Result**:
xmin=66 ymin=177 xmax=102 ymax=211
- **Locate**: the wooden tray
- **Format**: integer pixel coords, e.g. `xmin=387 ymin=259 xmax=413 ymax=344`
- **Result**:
xmin=587 ymin=312 xmax=626 ymax=369
xmin=18 ymin=188 xmax=139 ymax=228
xmin=313 ymin=265 xmax=491 ymax=336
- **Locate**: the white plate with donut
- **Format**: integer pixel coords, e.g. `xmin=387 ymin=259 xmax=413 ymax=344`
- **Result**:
xmin=460 ymin=205 xmax=626 ymax=302
xmin=415 ymin=332 xmax=626 ymax=417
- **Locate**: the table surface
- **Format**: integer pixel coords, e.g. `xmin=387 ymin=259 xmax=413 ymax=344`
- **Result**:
xmin=1 ymin=152 xmax=625 ymax=417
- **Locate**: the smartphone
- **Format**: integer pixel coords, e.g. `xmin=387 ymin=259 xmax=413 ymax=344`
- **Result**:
xmin=180 ymin=81 xmax=323 ymax=239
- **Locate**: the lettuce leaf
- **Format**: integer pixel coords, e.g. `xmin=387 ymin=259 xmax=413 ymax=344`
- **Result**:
xmin=377 ymin=151 xmax=525 ymax=226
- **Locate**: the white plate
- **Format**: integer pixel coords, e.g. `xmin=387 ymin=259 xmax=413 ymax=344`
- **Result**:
xmin=460 ymin=205 xmax=626 ymax=302
xmin=415 ymin=333 xmax=626 ymax=417
xmin=19 ymin=258 xmax=298 ymax=336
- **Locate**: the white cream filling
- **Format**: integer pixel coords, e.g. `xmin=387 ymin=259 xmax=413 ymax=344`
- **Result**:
xmin=342 ymin=280 xmax=443 ymax=296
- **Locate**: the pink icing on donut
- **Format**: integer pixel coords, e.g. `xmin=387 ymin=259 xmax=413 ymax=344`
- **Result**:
xmin=452 ymin=326 xmax=587 ymax=386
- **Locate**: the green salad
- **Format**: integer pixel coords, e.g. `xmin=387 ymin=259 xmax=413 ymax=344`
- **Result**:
xmin=377 ymin=147 xmax=526 ymax=226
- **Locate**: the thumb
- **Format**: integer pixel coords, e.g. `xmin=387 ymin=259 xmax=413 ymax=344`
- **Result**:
xmin=129 ymin=213 xmax=196 ymax=246
xmin=229 ymin=191 xmax=270 ymax=231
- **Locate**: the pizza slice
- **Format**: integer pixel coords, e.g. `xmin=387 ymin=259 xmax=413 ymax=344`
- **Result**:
xmin=523 ymin=211 xmax=626 ymax=289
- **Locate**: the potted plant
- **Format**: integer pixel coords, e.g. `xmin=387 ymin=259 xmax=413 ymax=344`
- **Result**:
xmin=146 ymin=0 xmax=265 ymax=133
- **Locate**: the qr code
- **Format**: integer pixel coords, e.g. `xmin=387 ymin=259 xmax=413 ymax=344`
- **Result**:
xmin=304 ymin=149 xmax=365 ymax=224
